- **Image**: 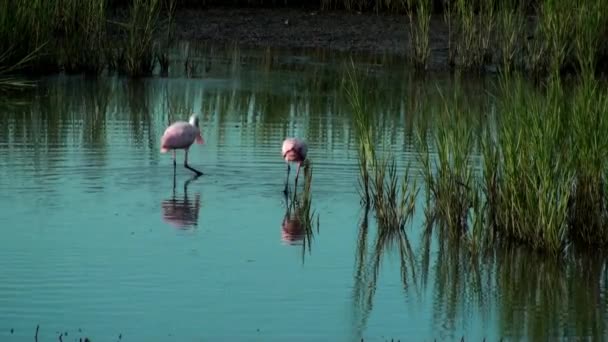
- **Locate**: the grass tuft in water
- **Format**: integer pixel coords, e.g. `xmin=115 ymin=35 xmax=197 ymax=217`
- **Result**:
xmin=453 ymin=0 xmax=495 ymax=71
xmin=57 ymin=0 xmax=108 ymax=75
xmin=496 ymin=0 xmax=525 ymax=74
xmin=406 ymin=0 xmax=431 ymax=71
xmin=493 ymin=73 xmax=572 ymax=253
xmin=343 ymin=61 xmax=375 ymax=205
xmin=567 ymin=73 xmax=608 ymax=245
xmin=414 ymin=80 xmax=476 ymax=240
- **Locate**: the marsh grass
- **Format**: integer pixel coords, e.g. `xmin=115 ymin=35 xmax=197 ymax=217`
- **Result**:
xmin=414 ymin=81 xmax=477 ymax=241
xmin=572 ymin=0 xmax=607 ymax=76
xmin=282 ymin=160 xmax=319 ymax=263
xmin=567 ymin=75 xmax=608 ymax=245
xmin=493 ymin=74 xmax=573 ymax=253
xmin=453 ymin=0 xmax=496 ymax=71
xmin=298 ymin=160 xmax=320 ymax=257
xmin=57 ymin=0 xmax=108 ymax=74
xmin=121 ymin=0 xmax=161 ymax=76
xmin=496 ymin=0 xmax=525 ymax=73
xmin=371 ymin=155 xmax=418 ymax=231
xmin=406 ymin=0 xmax=431 ymax=71
xmin=0 ymin=0 xmax=56 ymax=76
xmin=343 ymin=61 xmax=375 ymax=205
xmin=413 ymin=71 xmax=608 ymax=254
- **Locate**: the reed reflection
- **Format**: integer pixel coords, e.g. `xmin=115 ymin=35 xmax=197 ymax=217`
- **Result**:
xmin=161 ymin=175 xmax=202 ymax=229
xmin=280 ymin=161 xmax=319 ymax=264
xmin=351 ymin=205 xmax=418 ymax=340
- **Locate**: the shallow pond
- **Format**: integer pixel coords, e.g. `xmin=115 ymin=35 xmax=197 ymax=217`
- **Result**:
xmin=0 ymin=44 xmax=607 ymax=341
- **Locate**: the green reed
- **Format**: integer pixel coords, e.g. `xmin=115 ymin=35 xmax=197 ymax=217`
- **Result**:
xmin=343 ymin=61 xmax=374 ymax=204
xmin=371 ymin=155 xmax=418 ymax=231
xmin=415 ymin=81 xmax=476 ymax=240
xmin=494 ymin=74 xmax=574 ymax=253
xmin=496 ymin=0 xmax=525 ymax=74
xmin=567 ymin=74 xmax=608 ymax=245
xmin=524 ymin=0 xmax=575 ymax=77
xmin=284 ymin=160 xmax=319 ymax=262
xmin=453 ymin=0 xmax=496 ymax=71
xmin=572 ymin=0 xmax=606 ymax=76
xmin=121 ymin=0 xmax=162 ymax=76
xmin=343 ymin=63 xmax=419 ymax=233
xmin=406 ymin=0 xmax=431 ymax=71
xmin=58 ymin=0 xmax=108 ymax=74
xmin=0 ymin=0 xmax=55 ymax=75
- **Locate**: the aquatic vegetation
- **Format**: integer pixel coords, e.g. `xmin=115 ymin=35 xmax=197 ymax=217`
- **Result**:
xmin=412 ymin=70 xmax=608 ymax=254
xmin=343 ymin=61 xmax=375 ymax=205
xmin=57 ymin=0 xmax=108 ymax=74
xmin=453 ymin=0 xmax=496 ymax=71
xmin=283 ymin=160 xmax=319 ymax=263
xmin=567 ymin=74 xmax=608 ymax=245
xmin=414 ymin=80 xmax=478 ymax=245
xmin=121 ymin=0 xmax=162 ymax=76
xmin=371 ymin=155 xmax=418 ymax=231
xmin=496 ymin=0 xmax=525 ymax=74
xmin=406 ymin=0 xmax=431 ymax=71
xmin=0 ymin=0 xmax=55 ymax=74
xmin=492 ymin=74 xmax=572 ymax=253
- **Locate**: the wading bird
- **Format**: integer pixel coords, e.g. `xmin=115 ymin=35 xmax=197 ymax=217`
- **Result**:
xmin=282 ymin=137 xmax=308 ymax=194
xmin=161 ymin=114 xmax=204 ymax=176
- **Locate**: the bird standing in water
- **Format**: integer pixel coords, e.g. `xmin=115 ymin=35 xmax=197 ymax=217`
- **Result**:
xmin=160 ymin=114 xmax=205 ymax=176
xmin=282 ymin=137 xmax=308 ymax=194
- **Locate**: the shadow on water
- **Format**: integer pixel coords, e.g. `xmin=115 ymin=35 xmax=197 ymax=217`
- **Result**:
xmin=281 ymin=161 xmax=319 ymax=264
xmin=161 ymin=174 xmax=202 ymax=230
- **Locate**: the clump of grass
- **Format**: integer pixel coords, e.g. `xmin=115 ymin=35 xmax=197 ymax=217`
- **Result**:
xmin=567 ymin=74 xmax=608 ymax=245
xmin=57 ymin=0 xmax=108 ymax=74
xmin=0 ymin=0 xmax=55 ymax=74
xmin=343 ymin=61 xmax=375 ymax=205
xmin=525 ymin=0 xmax=573 ymax=77
xmin=371 ymin=155 xmax=418 ymax=231
xmin=453 ymin=0 xmax=496 ymax=71
xmin=0 ymin=47 xmax=41 ymax=92
xmin=282 ymin=160 xmax=319 ymax=263
xmin=406 ymin=0 xmax=432 ymax=71
xmin=415 ymin=82 xmax=476 ymax=239
xmin=120 ymin=0 xmax=162 ymax=77
xmin=496 ymin=0 xmax=526 ymax=73
xmin=572 ymin=0 xmax=606 ymax=76
xmin=492 ymin=74 xmax=573 ymax=253
xmin=343 ymin=61 xmax=419 ymax=237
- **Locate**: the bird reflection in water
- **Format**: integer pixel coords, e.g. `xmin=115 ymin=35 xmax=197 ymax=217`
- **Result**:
xmin=161 ymin=174 xmax=202 ymax=229
xmin=281 ymin=160 xmax=319 ymax=262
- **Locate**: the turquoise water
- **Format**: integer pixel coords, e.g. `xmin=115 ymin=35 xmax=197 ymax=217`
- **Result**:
xmin=0 ymin=46 xmax=606 ymax=341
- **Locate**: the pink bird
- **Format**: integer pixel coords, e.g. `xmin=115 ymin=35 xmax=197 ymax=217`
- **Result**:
xmin=282 ymin=137 xmax=308 ymax=194
xmin=161 ymin=114 xmax=205 ymax=176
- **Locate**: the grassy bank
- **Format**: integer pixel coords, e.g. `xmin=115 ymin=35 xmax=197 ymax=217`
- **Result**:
xmin=1 ymin=0 xmax=607 ymax=89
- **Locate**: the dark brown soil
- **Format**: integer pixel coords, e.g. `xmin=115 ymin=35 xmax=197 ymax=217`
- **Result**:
xmin=170 ymin=7 xmax=451 ymax=69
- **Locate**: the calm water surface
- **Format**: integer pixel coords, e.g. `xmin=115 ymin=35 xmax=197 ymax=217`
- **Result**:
xmin=1 ymin=45 xmax=607 ymax=341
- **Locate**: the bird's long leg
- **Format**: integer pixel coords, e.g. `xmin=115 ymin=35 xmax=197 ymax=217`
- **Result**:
xmin=294 ymin=162 xmax=302 ymax=189
xmin=172 ymin=168 xmax=177 ymax=192
xmin=284 ymin=163 xmax=291 ymax=195
xmin=172 ymin=150 xmax=177 ymax=191
xmin=184 ymin=149 xmax=203 ymax=176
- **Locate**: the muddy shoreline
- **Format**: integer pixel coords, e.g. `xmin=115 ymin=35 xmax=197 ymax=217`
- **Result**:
xmin=167 ymin=7 xmax=451 ymax=69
